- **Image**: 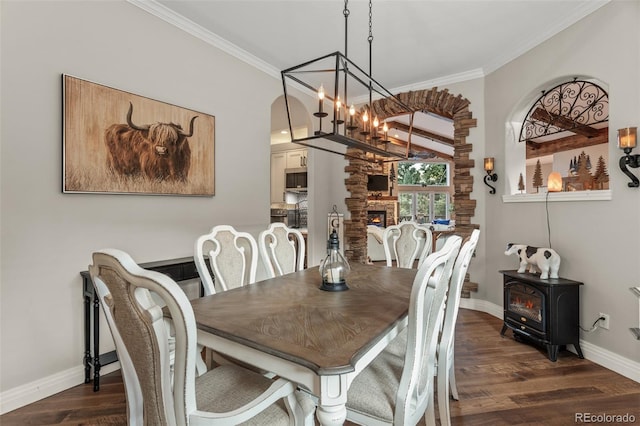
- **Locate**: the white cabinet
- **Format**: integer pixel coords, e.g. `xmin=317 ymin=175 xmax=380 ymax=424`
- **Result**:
xmin=270 ymin=152 xmax=286 ymax=203
xmin=286 ymin=149 xmax=307 ymax=169
xmin=271 ymin=148 xmax=308 ymax=203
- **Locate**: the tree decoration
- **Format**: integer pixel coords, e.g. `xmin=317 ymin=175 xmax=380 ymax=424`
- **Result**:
xmin=532 ymin=159 xmax=543 ymax=192
xmin=518 ymin=173 xmax=525 ymax=193
xmin=593 ymin=155 xmax=609 ymax=189
xmin=575 ymin=151 xmax=594 ymax=189
xmin=388 ymin=164 xmax=395 ymax=196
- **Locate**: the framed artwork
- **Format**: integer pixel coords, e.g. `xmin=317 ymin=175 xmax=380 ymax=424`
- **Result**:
xmin=62 ymin=74 xmax=215 ymax=196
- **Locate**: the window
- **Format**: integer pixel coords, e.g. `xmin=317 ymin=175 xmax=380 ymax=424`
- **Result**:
xmin=397 ymin=161 xmax=452 ymax=223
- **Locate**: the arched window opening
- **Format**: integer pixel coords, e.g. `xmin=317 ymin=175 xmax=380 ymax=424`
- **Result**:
xmin=519 ymin=79 xmax=609 ymax=193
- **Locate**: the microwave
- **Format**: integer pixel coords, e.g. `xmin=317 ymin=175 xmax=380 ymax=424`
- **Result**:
xmin=285 ymin=168 xmax=307 ymax=191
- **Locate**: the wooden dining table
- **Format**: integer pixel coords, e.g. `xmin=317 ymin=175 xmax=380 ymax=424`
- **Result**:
xmin=190 ymin=262 xmax=418 ymax=426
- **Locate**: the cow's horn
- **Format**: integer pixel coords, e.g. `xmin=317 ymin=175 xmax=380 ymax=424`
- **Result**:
xmin=126 ymin=102 xmax=150 ymax=131
xmin=179 ymin=116 xmax=198 ymax=137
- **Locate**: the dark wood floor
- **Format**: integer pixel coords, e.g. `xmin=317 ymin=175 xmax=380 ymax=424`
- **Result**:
xmin=2 ymin=309 xmax=639 ymax=425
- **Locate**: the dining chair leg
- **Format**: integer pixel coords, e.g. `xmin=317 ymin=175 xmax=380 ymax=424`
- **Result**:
xmin=449 ymin=356 xmax=459 ymax=401
xmin=437 ymin=363 xmax=452 ymax=426
xmin=425 ymin=394 xmax=436 ymax=426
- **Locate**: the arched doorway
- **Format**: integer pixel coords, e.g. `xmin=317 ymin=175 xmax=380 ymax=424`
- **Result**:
xmin=344 ymin=87 xmax=479 ymax=296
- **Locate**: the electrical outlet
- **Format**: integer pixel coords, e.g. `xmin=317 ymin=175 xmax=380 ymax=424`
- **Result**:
xmin=598 ymin=312 xmax=610 ymax=330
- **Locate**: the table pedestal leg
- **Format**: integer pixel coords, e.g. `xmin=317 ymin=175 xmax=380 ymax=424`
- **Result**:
xmin=316 ymin=374 xmax=348 ymax=426
xmin=316 ymin=403 xmax=346 ymax=426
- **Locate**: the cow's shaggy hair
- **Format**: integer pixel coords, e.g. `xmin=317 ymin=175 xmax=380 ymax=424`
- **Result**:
xmin=105 ymin=103 xmax=196 ymax=182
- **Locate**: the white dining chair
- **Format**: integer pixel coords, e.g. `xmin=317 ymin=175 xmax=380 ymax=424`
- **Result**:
xmin=89 ymin=248 xmax=314 ymax=426
xmin=258 ymin=222 xmax=306 ymax=278
xmin=382 ymin=221 xmax=433 ymax=269
xmin=195 ymin=225 xmax=258 ymax=295
xmin=436 ymin=229 xmax=480 ymax=426
xmin=379 ymin=232 xmax=479 ymax=425
xmin=345 ymin=236 xmax=462 ymax=426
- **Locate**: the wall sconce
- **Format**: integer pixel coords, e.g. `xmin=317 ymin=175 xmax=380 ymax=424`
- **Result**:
xmin=618 ymin=127 xmax=639 ymax=187
xmin=484 ymin=157 xmax=498 ymax=194
xmin=547 ymin=172 xmax=563 ymax=192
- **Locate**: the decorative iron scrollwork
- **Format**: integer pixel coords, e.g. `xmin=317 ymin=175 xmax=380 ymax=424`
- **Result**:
xmin=519 ymin=79 xmax=609 ymax=143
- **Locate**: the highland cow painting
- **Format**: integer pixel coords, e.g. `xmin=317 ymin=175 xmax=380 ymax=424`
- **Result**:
xmin=63 ymin=75 xmax=215 ymax=195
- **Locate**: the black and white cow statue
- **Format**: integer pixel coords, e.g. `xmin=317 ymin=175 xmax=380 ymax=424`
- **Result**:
xmin=504 ymin=243 xmax=561 ymax=279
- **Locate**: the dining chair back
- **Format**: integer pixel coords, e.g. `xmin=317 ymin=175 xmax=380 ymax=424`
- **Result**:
xmin=89 ymin=248 xmax=313 ymax=426
xmin=258 ymin=222 xmax=305 ymax=278
xmin=195 ymin=225 xmax=258 ymax=295
xmin=345 ymin=236 xmax=462 ymax=426
xmin=436 ymin=229 xmax=480 ymax=426
xmin=382 ymin=221 xmax=433 ymax=269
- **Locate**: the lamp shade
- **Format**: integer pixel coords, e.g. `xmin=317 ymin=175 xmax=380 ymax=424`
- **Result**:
xmin=618 ymin=127 xmax=637 ymax=150
xmin=484 ymin=157 xmax=495 ymax=172
xmin=547 ymin=172 xmax=563 ymax=192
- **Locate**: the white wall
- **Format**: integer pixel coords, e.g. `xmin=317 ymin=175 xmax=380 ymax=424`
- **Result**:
xmin=0 ymin=0 xmax=338 ymax=405
xmin=484 ymin=1 xmax=640 ymax=362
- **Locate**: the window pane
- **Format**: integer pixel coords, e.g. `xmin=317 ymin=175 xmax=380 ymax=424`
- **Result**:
xmin=399 ymin=193 xmax=413 ymax=221
xmin=433 ymin=193 xmax=448 ymax=220
xmin=398 ymin=163 xmax=422 ymax=185
xmin=421 ymin=163 xmax=448 ymax=186
xmin=416 ymin=193 xmax=430 ymax=224
xmin=398 ymin=162 xmax=449 ymax=186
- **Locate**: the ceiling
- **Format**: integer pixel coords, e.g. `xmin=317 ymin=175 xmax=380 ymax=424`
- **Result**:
xmin=136 ymin=0 xmax=610 ymax=157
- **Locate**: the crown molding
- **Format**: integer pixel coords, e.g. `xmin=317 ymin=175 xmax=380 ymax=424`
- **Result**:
xmin=126 ymin=0 xmax=280 ymax=80
xmin=390 ymin=68 xmax=486 ymax=94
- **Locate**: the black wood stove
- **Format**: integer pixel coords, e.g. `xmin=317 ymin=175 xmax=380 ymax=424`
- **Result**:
xmin=500 ymin=270 xmax=584 ymax=361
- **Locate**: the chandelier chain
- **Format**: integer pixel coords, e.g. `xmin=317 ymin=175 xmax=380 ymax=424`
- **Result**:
xmin=344 ymin=0 xmax=349 ymax=59
xmin=368 ymin=0 xmax=373 ymax=108
xmin=368 ymin=0 xmax=373 ymax=42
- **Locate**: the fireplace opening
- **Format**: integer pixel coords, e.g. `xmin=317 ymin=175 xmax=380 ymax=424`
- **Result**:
xmin=367 ymin=210 xmax=387 ymax=227
xmin=508 ymin=283 xmax=543 ymax=323
xmin=504 ymin=281 xmax=545 ymax=333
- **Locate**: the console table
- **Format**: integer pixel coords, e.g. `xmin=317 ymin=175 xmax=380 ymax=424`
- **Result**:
xmin=81 ymin=256 xmax=208 ymax=391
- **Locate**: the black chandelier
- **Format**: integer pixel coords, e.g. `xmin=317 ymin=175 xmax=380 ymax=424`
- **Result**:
xmin=281 ymin=0 xmax=413 ymax=162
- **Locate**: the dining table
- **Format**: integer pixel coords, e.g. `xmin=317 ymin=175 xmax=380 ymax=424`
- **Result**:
xmin=190 ymin=261 xmax=418 ymax=426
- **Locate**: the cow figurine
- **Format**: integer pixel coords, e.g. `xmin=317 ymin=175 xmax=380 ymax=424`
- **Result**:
xmin=504 ymin=243 xmax=561 ymax=279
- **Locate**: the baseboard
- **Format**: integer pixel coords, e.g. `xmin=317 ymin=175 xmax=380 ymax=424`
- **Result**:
xmin=460 ymin=297 xmax=503 ymax=318
xmin=0 ymin=362 xmax=120 ymax=415
xmin=460 ymin=299 xmax=640 ymax=383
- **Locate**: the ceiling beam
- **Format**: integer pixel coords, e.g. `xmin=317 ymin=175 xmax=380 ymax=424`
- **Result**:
xmin=526 ymin=127 xmax=608 ymax=159
xmin=386 ymin=121 xmax=455 ymax=146
xmin=530 ymin=107 xmax=600 ymax=138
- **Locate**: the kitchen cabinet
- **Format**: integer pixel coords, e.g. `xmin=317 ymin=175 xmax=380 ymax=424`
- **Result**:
xmin=286 ymin=149 xmax=307 ymax=169
xmin=270 ymin=152 xmax=286 ymax=203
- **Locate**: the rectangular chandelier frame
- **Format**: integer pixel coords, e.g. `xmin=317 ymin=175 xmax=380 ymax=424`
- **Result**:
xmin=281 ymin=51 xmax=413 ymax=162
